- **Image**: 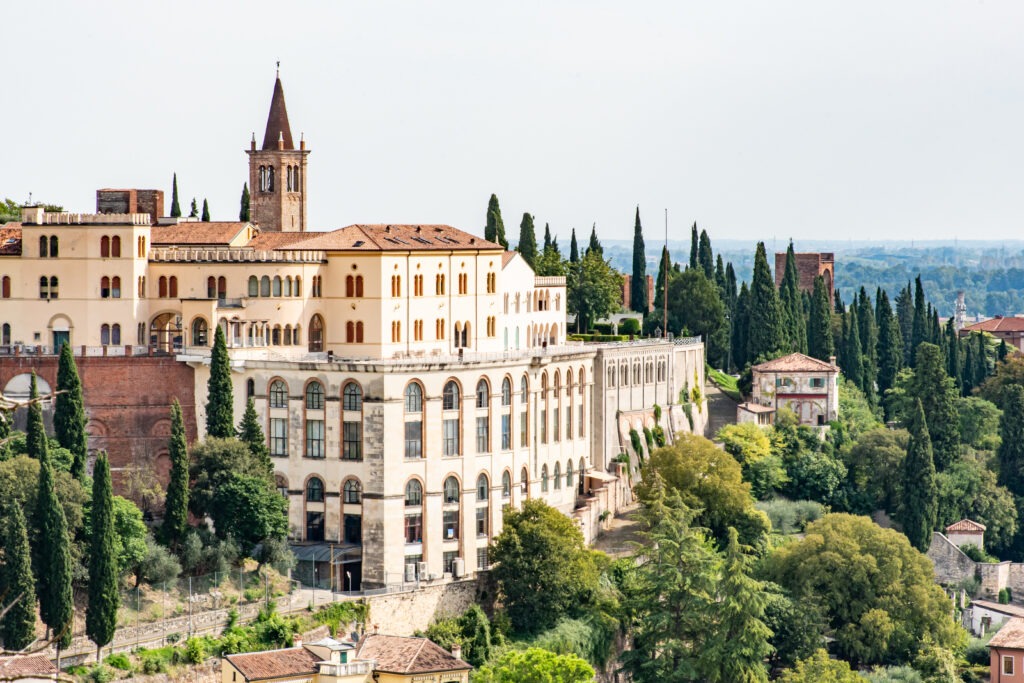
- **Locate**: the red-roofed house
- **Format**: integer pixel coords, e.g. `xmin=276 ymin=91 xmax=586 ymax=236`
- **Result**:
xmin=739 ymin=353 xmax=840 ymax=428
xmin=960 ymin=316 xmax=1024 ymax=351
xmin=990 ymin=617 xmax=1024 ymax=679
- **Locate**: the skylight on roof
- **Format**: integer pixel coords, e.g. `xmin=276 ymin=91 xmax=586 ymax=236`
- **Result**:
xmin=353 ymin=240 xmax=365 ymax=247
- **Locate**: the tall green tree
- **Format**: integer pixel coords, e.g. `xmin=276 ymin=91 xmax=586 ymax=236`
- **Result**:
xmin=841 ymin=309 xmax=863 ymax=390
xmin=162 ymin=399 xmax=189 ymax=549
xmin=239 ymin=182 xmax=250 ymax=221
xmin=206 ymin=325 xmax=234 ymax=438
xmin=211 ymin=474 xmax=288 ymax=556
xmin=715 ymin=255 xmax=727 ymax=294
xmin=566 ymin=249 xmax=622 ymax=333
xmin=779 ymin=243 xmax=807 ymax=354
xmin=747 ymin=243 xmax=785 ymax=362
xmin=997 ymin=385 xmax=1024 ymax=497
xmin=962 ymin=340 xmax=977 ymax=395
xmin=895 ymin=282 xmax=914 ymax=367
xmin=689 ymin=222 xmax=699 ymax=270
xmin=732 ymin=282 xmax=751 ymax=370
xmin=666 ymin=269 xmax=728 ymax=368
xmin=170 ymin=173 xmax=181 ymax=218
xmin=630 ymin=207 xmax=647 ymax=313
xmin=26 ymin=372 xmax=47 ymax=461
xmin=484 ymin=194 xmax=508 ymax=248
xmin=902 ymin=400 xmax=938 ymax=552
xmin=807 ymin=276 xmax=835 ymax=361
xmin=34 ymin=450 xmax=73 ymax=649
xmin=945 ymin=318 xmax=961 ymax=392
xmin=476 ymin=648 xmax=594 ymax=683
xmin=974 ymin=331 xmax=989 ymax=386
xmin=189 ymin=197 xmax=198 ymax=218
xmin=0 ymin=503 xmax=37 ymax=650
xmin=586 ymin=224 xmax=602 ymax=258
xmin=568 ymin=228 xmax=579 ymax=263
xmin=856 ymin=288 xmax=878 ymax=403
xmin=876 ymin=290 xmax=903 ymax=401
xmin=201 ymin=198 xmax=210 ymax=222
xmin=910 ymin=276 xmax=927 ymax=366
xmin=87 ymin=453 xmax=119 ymax=661
xmin=516 ymin=213 xmax=538 ymax=267
xmin=55 ymin=344 xmax=88 ymax=480
xmin=653 ymin=246 xmax=671 ymax=317
xmin=238 ymin=398 xmax=271 ymax=470
xmin=700 ymin=527 xmax=772 ymax=683
xmin=908 ymin=342 xmax=961 ymax=470
xmin=698 ymin=229 xmax=714 ymax=280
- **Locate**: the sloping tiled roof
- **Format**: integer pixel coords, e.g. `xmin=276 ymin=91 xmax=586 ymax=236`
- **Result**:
xmin=354 ymin=634 xmax=471 ymax=674
xmin=752 ymin=353 xmax=838 ymax=373
xmin=990 ymin=617 xmax=1024 ymax=648
xmin=278 ymin=224 xmax=503 ymax=252
xmin=963 ymin=317 xmax=1024 ymax=333
xmin=946 ymin=518 xmax=986 ymax=532
xmin=225 ymin=647 xmax=319 ymax=681
xmin=0 ymin=654 xmax=59 ymax=677
xmin=246 ymin=231 xmax=316 ymax=250
xmin=262 ymin=76 xmax=294 ymax=151
xmin=971 ymin=600 xmax=1024 ymax=618
xmin=150 ymin=222 xmax=251 ymax=246
xmin=0 ymin=224 xmax=22 ymax=255
xmin=502 ymin=251 xmax=519 ymax=267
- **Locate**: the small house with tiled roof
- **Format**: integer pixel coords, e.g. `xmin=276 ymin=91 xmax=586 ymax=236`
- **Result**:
xmin=0 ymin=654 xmax=59 ymax=683
xmin=739 ymin=352 xmax=839 ymax=428
xmin=960 ymin=316 xmax=1024 ymax=352
xmin=946 ymin=519 xmax=986 ymax=550
xmin=990 ymin=617 xmax=1024 ymax=679
xmin=353 ymin=634 xmax=472 ymax=682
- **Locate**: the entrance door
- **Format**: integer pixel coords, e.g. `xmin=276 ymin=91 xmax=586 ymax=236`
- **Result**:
xmin=52 ymin=330 xmax=69 ymax=351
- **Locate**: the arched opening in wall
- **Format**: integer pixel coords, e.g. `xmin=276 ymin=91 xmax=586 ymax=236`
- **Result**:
xmin=101 ymin=236 xmax=110 ymax=258
xmin=578 ymin=458 xmax=586 ymax=496
xmin=1 ymin=323 xmax=9 ymax=346
xmin=247 ymin=276 xmax=258 ymax=298
xmin=521 ymin=467 xmax=529 ymax=499
xmin=111 ymin=236 xmax=121 ymax=257
xmin=150 ymin=312 xmax=181 ymax=353
xmin=217 ymin=277 xmax=227 ymax=302
xmin=191 ymin=317 xmax=209 ymax=347
xmin=342 ymin=478 xmax=362 ymax=546
xmin=3 ymin=373 xmax=53 ymax=401
xmin=305 ymin=476 xmax=325 ymax=542
xmin=308 ymin=314 xmax=324 ymax=352
xmin=442 ymin=475 xmax=461 ymax=561
xmin=48 ymin=314 xmax=71 ymax=351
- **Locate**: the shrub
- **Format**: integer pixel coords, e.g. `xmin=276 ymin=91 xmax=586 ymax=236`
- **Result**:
xmin=166 ymin=632 xmax=181 ymax=644
xmin=1000 ymin=588 xmax=1011 ymax=604
xmin=104 ymin=654 xmax=132 ymax=671
xmin=682 ymin=403 xmax=694 ymax=431
xmin=314 ymin=601 xmax=369 ymax=636
xmin=614 ymin=453 xmax=629 ymax=464
xmin=652 ymin=425 xmax=666 ymax=448
xmin=965 ymin=638 xmax=991 ymax=666
xmin=960 ymin=544 xmax=998 ymax=563
xmin=756 ymin=500 xmax=826 ymax=535
xmin=619 ymin=318 xmax=641 ymax=336
xmin=593 ymin=322 xmax=613 ymax=335
xmin=184 ymin=637 xmax=207 ymax=664
xmin=139 ymin=655 xmax=166 ymax=675
xmin=653 ymin=404 xmax=662 ymax=424
xmin=643 ymin=427 xmax=654 ymax=450
xmin=629 ymin=429 xmax=643 ymax=457
xmin=88 ymin=665 xmax=113 ymax=683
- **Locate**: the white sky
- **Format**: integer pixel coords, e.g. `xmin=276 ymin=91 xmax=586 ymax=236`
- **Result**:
xmin=4 ymin=1 xmax=1024 ymax=243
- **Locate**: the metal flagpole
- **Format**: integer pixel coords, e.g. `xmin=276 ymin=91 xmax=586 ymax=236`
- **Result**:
xmin=663 ymin=208 xmax=669 ymax=336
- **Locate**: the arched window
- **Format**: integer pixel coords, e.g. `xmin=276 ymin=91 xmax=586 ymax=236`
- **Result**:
xmin=566 ymin=460 xmax=573 ymax=489
xmin=344 ymin=479 xmax=362 ymax=504
xmin=49 ymin=276 xmax=58 ymax=299
xmin=111 ymin=324 xmax=121 ymax=345
xmin=168 ymin=276 xmax=177 ymax=298
xmin=248 ymin=276 xmax=258 ymax=297
xmin=283 ymin=325 xmax=292 ymax=345
xmin=269 ymin=380 xmax=288 ymax=408
xmin=405 ymin=382 xmax=423 ymax=412
xmin=49 ymin=236 xmax=58 ymax=257
xmin=284 ymin=276 xmax=293 ymax=297
xmin=520 ymin=375 xmax=529 ymax=448
xmin=294 ymin=276 xmax=302 ymax=296
xmin=444 ymin=476 xmax=460 ymax=504
xmin=39 ymin=236 xmax=48 ymax=258
xmin=218 ymin=277 xmax=227 ymax=300
xmin=100 ymin=235 xmax=110 ymax=258
xmin=476 ymin=379 xmax=489 ymax=408
xmin=267 ymin=165 xmax=275 ymax=191
xmin=111 ymin=236 xmax=121 ymax=257
xmin=579 ymin=458 xmax=586 ymax=494
xmin=101 ymin=276 xmax=110 ymax=299
xmin=111 ymin=276 xmax=121 ymax=298
xmin=306 ymin=477 xmax=324 ymax=502
xmin=501 ymin=378 xmax=512 ymax=406
xmin=477 ymin=474 xmax=489 ymax=501
xmin=305 ymin=381 xmax=324 ymax=409
xmin=541 ymin=465 xmax=549 ymax=492
xmin=404 ymin=382 xmax=424 ymax=459
xmin=1 ymin=323 xmax=10 ymax=346
xmin=355 ymin=275 xmax=364 ymax=297
xmin=272 ymin=276 xmax=282 ymax=297
xmin=1 ymin=276 xmax=9 ymax=298
xmin=192 ymin=318 xmax=208 ymax=346
xmin=158 ymin=276 xmax=167 ymax=298
xmin=554 ymin=462 xmax=561 ymax=489
xmin=443 ymin=381 xmax=460 ymax=410
xmin=260 ymin=276 xmax=270 ymax=297
xmin=101 ymin=324 xmax=110 ymax=345
xmin=309 ymin=314 xmax=324 ymax=352
xmin=343 ymin=382 xmax=363 ymax=411
xmin=502 ymin=471 xmax=512 ymax=498
xmin=345 ymin=275 xmax=354 ymax=297
xmin=521 ymin=467 xmax=529 ymax=496
xmin=246 ymin=378 xmax=255 ymax=397
xmin=405 ymin=480 xmax=422 ymax=507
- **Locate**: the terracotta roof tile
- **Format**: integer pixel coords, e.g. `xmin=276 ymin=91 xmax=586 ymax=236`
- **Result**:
xmin=245 ymin=231 xmax=316 ymax=250
xmin=963 ymin=317 xmax=1024 ymax=333
xmin=225 ymin=647 xmax=319 ymax=681
xmin=278 ymin=224 xmax=502 ymax=252
xmin=502 ymin=251 xmax=519 ymax=267
xmin=970 ymin=600 xmax=1024 ymax=618
xmin=946 ymin=519 xmax=986 ymax=532
xmin=150 ymin=222 xmax=251 ymax=246
xmin=752 ymin=353 xmax=838 ymax=373
xmin=354 ymin=634 xmax=471 ymax=674
xmin=990 ymin=617 xmax=1024 ymax=648
xmin=0 ymin=224 xmax=22 ymax=255
xmin=0 ymin=654 xmax=59 ymax=677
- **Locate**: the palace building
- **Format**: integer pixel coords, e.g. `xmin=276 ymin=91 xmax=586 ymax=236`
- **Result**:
xmin=0 ymin=75 xmax=706 ymax=589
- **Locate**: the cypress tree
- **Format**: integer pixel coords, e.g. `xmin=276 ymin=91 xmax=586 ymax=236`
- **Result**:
xmin=747 ymin=243 xmax=785 ymax=362
xmin=974 ymin=332 xmax=988 ymax=385
xmin=205 ymin=325 xmax=234 ymax=438
xmin=35 ymin=450 xmax=73 ymax=649
xmin=842 ymin=309 xmax=863 ymax=389
xmin=715 ymin=255 xmax=726 ymax=293
xmin=962 ymin=341 xmax=977 ymax=395
xmin=170 ymin=173 xmax=181 ymax=218
xmin=688 ymin=222 xmax=699 ymax=270
xmin=630 ymin=207 xmax=647 ymax=313
xmin=201 ymin=198 xmax=210 ymax=222
xmin=902 ymin=399 xmax=937 ymax=552
xmin=998 ymin=385 xmax=1024 ymax=496
xmin=239 ymin=182 xmax=250 ymax=221
xmin=910 ymin=276 xmax=927 ymax=366
xmin=569 ymin=228 xmax=579 ymax=263
xmin=1000 ymin=339 xmax=1010 ymax=362
xmin=542 ymin=223 xmax=552 ymax=252
xmin=26 ymin=372 xmax=47 ymax=461
xmin=162 ymin=399 xmax=189 ymax=549
xmin=895 ymin=283 xmax=914 ymax=367
xmin=697 ymin=229 xmax=714 ymax=280
xmin=779 ymin=242 xmax=807 ymax=354
xmin=485 ymin=194 xmax=508 ymax=248
xmin=930 ymin=307 xmax=941 ymax=347
xmin=732 ymin=282 xmax=751 ymax=370
xmin=238 ymin=398 xmax=271 ymax=471
xmin=653 ymin=246 xmax=670 ymax=315
xmin=834 ymin=289 xmax=845 ymax=315
xmin=857 ymin=288 xmax=878 ymax=404
xmin=876 ymin=290 xmax=903 ymax=401
xmin=909 ymin=342 xmax=961 ymax=470
xmin=87 ymin=452 xmax=118 ymax=662
xmin=55 ymin=343 xmax=88 ymax=480
xmin=807 ymin=275 xmax=835 ymax=361
xmin=725 ymin=262 xmax=738 ymax=311
xmin=516 ymin=213 xmax=538 ymax=267
xmin=945 ymin=318 xmax=962 ymax=393
xmin=189 ymin=198 xmax=199 ymax=218
xmin=587 ymin=224 xmax=602 ymax=258
xmin=0 ymin=503 xmax=37 ymax=650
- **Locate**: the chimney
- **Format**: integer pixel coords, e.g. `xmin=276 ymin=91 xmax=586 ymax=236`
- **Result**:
xmin=451 ymin=644 xmax=462 ymax=661
xmin=293 ymin=636 xmax=303 ymax=649
xmin=828 ymin=355 xmax=837 ymax=366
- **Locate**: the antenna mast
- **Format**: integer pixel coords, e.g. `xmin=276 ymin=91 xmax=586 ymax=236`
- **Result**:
xmin=663 ymin=208 xmax=668 ymax=337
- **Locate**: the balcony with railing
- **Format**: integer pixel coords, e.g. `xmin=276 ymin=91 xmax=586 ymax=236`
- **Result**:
xmin=317 ymin=660 xmax=375 ymax=679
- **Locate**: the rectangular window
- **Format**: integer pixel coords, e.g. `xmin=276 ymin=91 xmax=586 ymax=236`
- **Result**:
xmin=477 ymin=547 xmax=490 ymax=570
xmin=342 ymin=421 xmax=362 ymax=460
xmin=501 ymin=414 xmax=511 ymax=450
xmin=553 ymin=408 xmax=560 ymax=442
xmin=1005 ymin=656 xmax=1015 ymax=675
xmin=476 ymin=508 xmax=488 ymax=537
xmin=810 ymin=377 xmax=825 ymax=389
xmin=443 ymin=551 xmax=458 ymax=574
xmin=476 ymin=416 xmax=489 ymax=453
xmin=520 ymin=411 xmax=528 ymax=448
xmin=540 ymin=409 xmax=547 ymax=444
xmin=270 ymin=418 xmax=288 ymax=457
xmin=443 ymin=419 xmax=460 ymax=456
xmin=405 ymin=421 xmax=423 ymax=458
xmin=404 ymin=514 xmax=423 ymax=544
xmin=343 ymin=514 xmax=361 ymax=544
xmin=443 ymin=511 xmax=459 ymax=540
xmin=305 ymin=419 xmax=325 ymax=458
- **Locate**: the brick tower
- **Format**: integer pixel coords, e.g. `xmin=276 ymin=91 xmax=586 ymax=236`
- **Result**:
xmin=247 ymin=72 xmax=309 ymax=232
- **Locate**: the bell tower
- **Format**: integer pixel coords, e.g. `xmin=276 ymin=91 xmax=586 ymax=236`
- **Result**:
xmin=246 ymin=70 xmax=309 ymax=232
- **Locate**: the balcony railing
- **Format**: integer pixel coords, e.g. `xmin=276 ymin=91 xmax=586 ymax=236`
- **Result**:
xmin=317 ymin=661 xmax=374 ymax=677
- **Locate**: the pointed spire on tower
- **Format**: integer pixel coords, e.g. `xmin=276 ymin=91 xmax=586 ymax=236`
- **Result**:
xmin=262 ymin=70 xmax=294 ymax=151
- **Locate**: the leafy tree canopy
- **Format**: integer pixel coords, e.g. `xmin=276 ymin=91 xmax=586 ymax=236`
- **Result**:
xmin=474 ymin=648 xmax=594 ymax=683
